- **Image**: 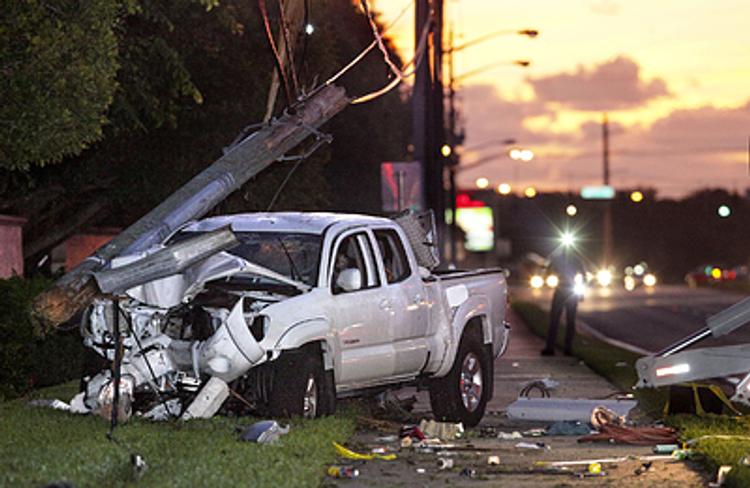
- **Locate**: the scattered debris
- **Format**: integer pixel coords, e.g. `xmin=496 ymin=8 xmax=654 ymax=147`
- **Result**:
xmin=131 ymin=454 xmax=148 ymax=480
xmin=487 ymin=455 xmax=501 ymax=465
xmin=515 ymin=441 xmax=547 ymax=450
xmin=497 ymin=431 xmax=523 ymax=440
xmin=375 ymin=435 xmax=398 ymax=443
xmin=239 ymin=420 xmax=290 ymax=444
xmin=653 ymin=444 xmax=680 ymax=454
xmin=546 ymin=420 xmax=591 ymax=436
xmin=437 ymin=458 xmax=454 ymax=470
xmin=400 ymin=425 xmax=426 ymax=441
xmin=333 ymin=441 xmax=397 ymax=461
xmin=460 ymin=467 xmax=477 ymax=478
xmin=506 ymin=398 xmax=637 ymax=422
xmin=142 ymin=399 xmax=182 ymax=421
xmin=579 ymin=423 xmax=678 ymax=445
xmin=634 ymin=461 xmax=653 ymax=475
xmin=418 ymin=419 xmax=463 ymax=440
xmin=591 ymin=405 xmax=625 ymax=428
xmin=539 ymin=455 xmax=674 ymax=467
xmin=181 ymin=377 xmax=229 ymax=421
xmin=511 ymin=362 xmax=520 ymax=368
xmin=709 ymin=465 xmax=732 ymax=487
xmin=27 ymin=399 xmax=71 ymax=412
xmin=327 ymin=466 xmax=359 ymax=479
xmin=519 ymin=378 xmax=558 ymax=398
xmin=479 ymin=425 xmax=498 ymax=437
xmin=587 ymin=462 xmax=602 ymax=475
xmin=416 ymin=468 xmax=426 ymax=474
xmin=400 ymin=436 xmax=413 ymax=448
xmin=522 ymin=428 xmax=546 ymax=437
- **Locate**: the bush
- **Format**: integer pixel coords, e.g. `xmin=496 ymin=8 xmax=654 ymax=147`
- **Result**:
xmin=0 ymin=277 xmax=85 ymax=400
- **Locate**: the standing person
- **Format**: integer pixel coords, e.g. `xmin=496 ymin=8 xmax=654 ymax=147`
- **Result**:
xmin=541 ymin=246 xmax=585 ymax=356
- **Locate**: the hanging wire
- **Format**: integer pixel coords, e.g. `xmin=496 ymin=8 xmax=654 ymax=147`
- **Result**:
xmin=259 ymin=0 xmax=294 ymax=108
xmin=350 ymin=1 xmax=432 ymax=104
xmin=277 ymin=0 xmax=300 ymax=96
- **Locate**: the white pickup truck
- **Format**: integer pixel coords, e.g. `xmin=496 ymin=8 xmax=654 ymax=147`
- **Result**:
xmin=77 ymin=212 xmax=509 ymax=426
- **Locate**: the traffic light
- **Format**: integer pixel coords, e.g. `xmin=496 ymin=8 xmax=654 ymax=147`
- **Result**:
xmin=630 ymin=191 xmax=644 ymax=203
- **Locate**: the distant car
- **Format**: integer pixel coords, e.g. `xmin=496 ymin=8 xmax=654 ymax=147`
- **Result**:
xmin=685 ymin=264 xmax=735 ymax=287
xmin=623 ymin=261 xmax=657 ymax=291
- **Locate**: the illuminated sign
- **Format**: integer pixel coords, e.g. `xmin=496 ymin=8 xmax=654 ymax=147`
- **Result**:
xmin=455 ymin=207 xmax=494 ymax=252
xmin=580 ymin=185 xmax=615 ymax=200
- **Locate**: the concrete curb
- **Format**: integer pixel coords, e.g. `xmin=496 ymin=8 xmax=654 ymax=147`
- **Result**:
xmin=576 ymin=318 xmax=654 ymax=356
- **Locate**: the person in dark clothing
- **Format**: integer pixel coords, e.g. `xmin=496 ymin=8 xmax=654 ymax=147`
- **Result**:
xmin=541 ymin=247 xmax=585 ymax=356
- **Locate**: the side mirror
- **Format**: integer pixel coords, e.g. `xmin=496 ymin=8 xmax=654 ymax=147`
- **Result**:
xmin=336 ymin=268 xmax=362 ymax=292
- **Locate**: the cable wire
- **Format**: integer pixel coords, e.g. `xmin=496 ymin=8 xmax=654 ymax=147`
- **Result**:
xmin=259 ymin=0 xmax=294 ymax=108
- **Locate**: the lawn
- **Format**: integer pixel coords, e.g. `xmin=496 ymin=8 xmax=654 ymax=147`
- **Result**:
xmin=512 ymin=300 xmax=750 ymax=488
xmin=0 ymin=382 xmax=356 ymax=487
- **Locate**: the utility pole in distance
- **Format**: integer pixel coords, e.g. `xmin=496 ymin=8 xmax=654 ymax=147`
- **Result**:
xmin=602 ymin=113 xmax=613 ymax=266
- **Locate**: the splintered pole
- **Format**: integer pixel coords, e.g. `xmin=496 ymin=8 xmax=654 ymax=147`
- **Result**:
xmin=34 ymin=84 xmax=349 ymax=328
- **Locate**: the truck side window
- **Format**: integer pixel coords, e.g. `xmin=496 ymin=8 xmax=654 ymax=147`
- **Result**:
xmin=374 ymin=229 xmax=410 ymax=284
xmin=332 ymin=234 xmax=370 ymax=294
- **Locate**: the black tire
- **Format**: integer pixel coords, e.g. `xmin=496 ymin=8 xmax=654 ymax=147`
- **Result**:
xmin=268 ymin=344 xmax=336 ymax=419
xmin=428 ymin=328 xmax=493 ymax=427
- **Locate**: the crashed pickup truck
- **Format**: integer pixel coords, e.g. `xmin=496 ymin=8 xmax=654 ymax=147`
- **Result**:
xmin=75 ymin=212 xmax=509 ymax=426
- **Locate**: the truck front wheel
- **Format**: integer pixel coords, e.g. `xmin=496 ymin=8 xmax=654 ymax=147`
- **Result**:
xmin=429 ymin=329 xmax=492 ymax=427
xmin=268 ymin=345 xmax=336 ymax=419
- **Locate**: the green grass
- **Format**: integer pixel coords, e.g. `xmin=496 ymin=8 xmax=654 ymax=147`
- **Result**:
xmin=668 ymin=415 xmax=750 ymax=487
xmin=512 ymin=300 xmax=750 ymax=487
xmin=1 ymin=382 xmax=357 ymax=487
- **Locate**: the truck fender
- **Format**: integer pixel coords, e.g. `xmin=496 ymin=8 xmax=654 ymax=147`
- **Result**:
xmin=273 ymin=318 xmax=337 ymax=372
xmin=433 ymin=296 xmax=491 ymax=377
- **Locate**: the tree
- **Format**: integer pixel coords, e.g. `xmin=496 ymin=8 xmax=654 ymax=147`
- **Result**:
xmin=0 ymin=0 xmax=121 ymax=170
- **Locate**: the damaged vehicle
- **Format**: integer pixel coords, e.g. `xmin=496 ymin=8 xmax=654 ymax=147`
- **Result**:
xmin=74 ymin=212 xmax=509 ymax=426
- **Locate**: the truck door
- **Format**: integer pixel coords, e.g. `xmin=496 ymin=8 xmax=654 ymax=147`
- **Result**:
xmin=329 ymin=231 xmax=394 ymax=384
xmin=373 ymin=228 xmax=430 ymax=377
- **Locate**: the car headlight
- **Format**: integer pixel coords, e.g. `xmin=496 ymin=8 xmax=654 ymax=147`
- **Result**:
xmin=530 ymin=275 xmax=544 ymax=289
xmin=624 ymin=275 xmax=636 ymax=291
xmin=546 ymin=274 xmax=559 ymax=288
xmin=596 ymin=269 xmax=613 ymax=287
xmin=643 ymin=273 xmax=657 ymax=287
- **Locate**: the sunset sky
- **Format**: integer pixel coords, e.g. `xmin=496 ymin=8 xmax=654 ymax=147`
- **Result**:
xmin=370 ymin=0 xmax=750 ymax=198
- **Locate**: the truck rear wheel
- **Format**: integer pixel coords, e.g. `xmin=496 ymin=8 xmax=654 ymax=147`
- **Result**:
xmin=429 ymin=329 xmax=492 ymax=427
xmin=268 ymin=345 xmax=336 ymax=419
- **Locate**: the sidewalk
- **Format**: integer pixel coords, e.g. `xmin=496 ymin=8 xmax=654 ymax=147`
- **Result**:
xmin=330 ymin=308 xmax=708 ymax=487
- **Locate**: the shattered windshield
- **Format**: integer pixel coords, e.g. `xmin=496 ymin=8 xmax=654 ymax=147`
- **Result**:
xmin=171 ymin=231 xmax=322 ymax=287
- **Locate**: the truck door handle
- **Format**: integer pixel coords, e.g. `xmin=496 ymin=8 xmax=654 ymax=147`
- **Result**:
xmin=379 ymin=299 xmax=392 ymax=311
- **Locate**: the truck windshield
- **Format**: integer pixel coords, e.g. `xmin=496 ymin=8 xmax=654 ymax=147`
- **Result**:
xmin=171 ymin=231 xmax=322 ymax=287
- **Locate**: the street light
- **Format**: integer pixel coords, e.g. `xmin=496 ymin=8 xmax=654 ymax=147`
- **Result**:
xmin=718 ymin=204 xmax=731 ymax=218
xmin=524 ymin=186 xmax=537 ymax=198
xmin=566 ymin=204 xmax=578 ymax=217
xmin=497 ymin=182 xmax=512 ymax=195
xmin=476 ymin=177 xmax=489 ymax=189
xmin=630 ymin=190 xmax=644 ymax=203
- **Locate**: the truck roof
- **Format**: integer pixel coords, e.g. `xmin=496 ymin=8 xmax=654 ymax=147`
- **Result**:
xmin=182 ymin=212 xmax=393 ymax=235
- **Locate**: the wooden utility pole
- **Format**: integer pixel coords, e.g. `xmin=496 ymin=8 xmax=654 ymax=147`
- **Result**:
xmin=34 ymin=85 xmax=349 ymax=329
xmin=602 ymin=113 xmax=613 ymax=265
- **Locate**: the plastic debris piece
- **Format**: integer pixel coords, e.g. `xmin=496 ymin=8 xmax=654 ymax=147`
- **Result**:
xmin=131 ymin=454 xmax=148 ymax=480
xmin=181 ymin=377 xmax=229 ymax=420
xmin=523 ymin=428 xmax=546 ymax=437
xmin=28 ymin=399 xmax=71 ymax=411
xmin=487 ymin=455 xmax=501 ymax=465
xmin=400 ymin=425 xmax=426 ymax=441
xmin=497 ymin=431 xmax=523 ymax=440
xmin=741 ymin=455 xmax=750 ymax=466
xmin=511 ymin=362 xmax=520 ymax=368
xmin=579 ymin=424 xmax=678 ymax=446
xmin=588 ymin=462 xmax=602 ymax=475
xmin=653 ymin=444 xmax=679 ymax=454
xmin=634 ymin=461 xmax=653 ymax=475
xmin=416 ymin=468 xmax=426 ymax=474
xmin=516 ymin=442 xmax=546 ymax=450
xmin=327 ymin=466 xmax=359 ymax=479
xmin=142 ymin=399 xmax=182 ymax=421
xmin=479 ymin=425 xmax=498 ymax=437
xmin=437 ymin=458 xmax=454 ymax=470
xmin=375 ymin=435 xmax=398 ymax=443
xmin=418 ymin=419 xmax=464 ymax=440
xmin=546 ymin=420 xmax=591 ymax=436
xmin=240 ymin=420 xmax=290 ymax=444
xmin=401 ymin=436 xmax=413 ymax=448
xmin=709 ymin=465 xmax=732 ymax=487
xmin=333 ymin=441 xmax=397 ymax=461
xmin=591 ymin=406 xmax=625 ymax=428
xmin=460 ymin=468 xmax=477 ymax=478
xmin=519 ymin=378 xmax=559 ymax=398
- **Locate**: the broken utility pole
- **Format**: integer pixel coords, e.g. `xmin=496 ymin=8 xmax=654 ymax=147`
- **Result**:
xmin=33 ymin=84 xmax=349 ymax=329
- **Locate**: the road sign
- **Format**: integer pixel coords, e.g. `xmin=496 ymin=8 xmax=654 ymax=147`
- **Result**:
xmin=581 ymin=185 xmax=615 ymax=200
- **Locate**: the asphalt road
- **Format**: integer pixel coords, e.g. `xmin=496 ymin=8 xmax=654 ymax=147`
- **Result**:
xmin=514 ymin=284 xmax=750 ymax=353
